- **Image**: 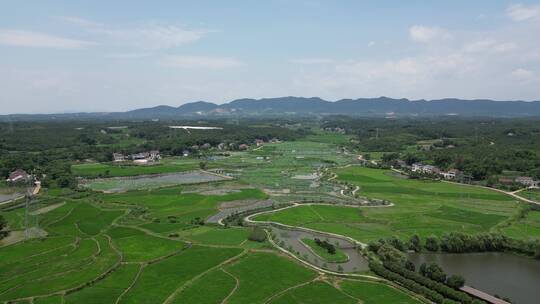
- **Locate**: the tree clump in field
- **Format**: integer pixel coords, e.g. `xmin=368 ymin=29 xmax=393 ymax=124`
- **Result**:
xmin=314 ymin=238 xmax=336 ymax=255
xmin=425 ymin=235 xmax=440 ymax=252
xmin=419 ymin=263 xmax=447 ymax=283
xmin=446 ymin=275 xmax=465 ymax=289
xmin=0 ymin=215 xmax=8 ymax=239
xmin=248 ymin=227 xmax=267 ymax=242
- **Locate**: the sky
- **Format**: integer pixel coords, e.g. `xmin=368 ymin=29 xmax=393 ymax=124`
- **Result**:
xmin=1 ymin=0 xmax=540 ymax=114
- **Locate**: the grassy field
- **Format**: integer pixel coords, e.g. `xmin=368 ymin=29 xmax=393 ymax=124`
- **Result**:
xmin=501 ymin=210 xmax=540 ymax=240
xmin=119 ymin=246 xmax=242 ymax=304
xmin=172 ymin=269 xmax=236 ymax=304
xmin=224 ymin=252 xmax=317 ymax=304
xmin=2 ymin=132 xmax=537 ymax=303
xmin=339 ymin=280 xmax=422 ymax=303
xmin=520 ymin=189 xmax=540 ymax=202
xmin=101 ymin=186 xmax=267 ymax=234
xmin=254 ymin=167 xmax=520 ymax=242
xmin=301 ymin=238 xmax=348 ymax=263
xmin=270 ymin=281 xmax=356 ymax=304
xmin=72 ymin=157 xmax=202 ymax=178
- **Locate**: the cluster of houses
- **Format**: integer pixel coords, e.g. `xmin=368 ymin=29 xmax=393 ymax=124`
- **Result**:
xmin=499 ymin=176 xmax=539 ymax=188
xmin=113 ymin=150 xmax=161 ymax=164
xmin=111 ymin=138 xmax=280 ymax=163
xmin=6 ymin=169 xmax=32 ymax=184
xmin=410 ymin=163 xmax=462 ymax=180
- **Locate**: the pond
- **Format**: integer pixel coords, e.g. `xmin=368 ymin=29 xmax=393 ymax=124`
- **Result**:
xmin=408 ymin=252 xmax=540 ymax=304
xmin=270 ymin=225 xmax=370 ymax=273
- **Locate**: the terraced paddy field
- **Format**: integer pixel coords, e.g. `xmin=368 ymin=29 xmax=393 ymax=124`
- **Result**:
xmin=4 ymin=131 xmax=537 ymax=303
xmin=254 ymin=167 xmax=523 ymax=243
xmin=0 ymin=163 xmax=432 ymax=304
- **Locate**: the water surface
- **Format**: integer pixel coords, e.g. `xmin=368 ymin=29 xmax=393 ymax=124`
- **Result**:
xmin=409 ymin=252 xmax=540 ymax=304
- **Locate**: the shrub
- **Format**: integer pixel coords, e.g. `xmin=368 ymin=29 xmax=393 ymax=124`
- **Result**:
xmin=248 ymin=227 xmax=267 ymax=242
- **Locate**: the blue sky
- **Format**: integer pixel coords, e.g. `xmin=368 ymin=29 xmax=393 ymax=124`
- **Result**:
xmin=1 ymin=1 xmax=539 ymax=114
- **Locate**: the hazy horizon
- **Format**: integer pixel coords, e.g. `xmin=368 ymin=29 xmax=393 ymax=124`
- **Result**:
xmin=1 ymin=0 xmax=540 ymax=114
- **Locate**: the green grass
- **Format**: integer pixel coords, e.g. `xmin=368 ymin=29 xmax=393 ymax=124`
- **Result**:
xmin=254 ymin=167 xmax=519 ymax=243
xmin=0 ymin=235 xmax=120 ymax=301
xmin=64 ymin=264 xmax=140 ymax=304
xmin=501 ymin=210 xmax=540 ymax=240
xmin=47 ymin=202 xmax=123 ymax=237
xmin=339 ymin=279 xmax=422 ymax=303
xmin=119 ymin=246 xmax=242 ymax=304
xmin=520 ymin=189 xmax=540 ymax=202
xmin=108 ymin=227 xmax=185 ymax=262
xmin=172 ymin=269 xmax=236 ymax=304
xmin=270 ymin=281 xmax=356 ymax=304
xmin=34 ymin=295 xmax=63 ymax=304
xmin=224 ymin=252 xmax=317 ymax=304
xmin=102 ymin=187 xmax=267 ymax=234
xmin=177 ymin=226 xmax=250 ymax=246
xmin=301 ymin=238 xmax=348 ymax=263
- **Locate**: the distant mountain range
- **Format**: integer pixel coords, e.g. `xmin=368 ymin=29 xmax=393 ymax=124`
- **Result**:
xmin=3 ymin=97 xmax=540 ymax=121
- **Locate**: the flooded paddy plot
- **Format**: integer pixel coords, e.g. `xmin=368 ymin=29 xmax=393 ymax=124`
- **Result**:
xmin=81 ymin=171 xmax=229 ymax=192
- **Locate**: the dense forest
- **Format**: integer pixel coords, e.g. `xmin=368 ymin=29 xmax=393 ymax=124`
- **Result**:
xmin=0 ymin=119 xmax=308 ymax=187
xmin=323 ymin=117 xmax=540 ymax=180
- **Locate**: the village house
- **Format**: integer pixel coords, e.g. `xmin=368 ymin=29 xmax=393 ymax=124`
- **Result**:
xmin=112 ymin=153 xmax=126 ymax=162
xmin=238 ymin=144 xmax=249 ymax=150
xmin=411 ymin=163 xmax=440 ymax=174
xmin=217 ymin=143 xmax=226 ymax=150
xmin=255 ymin=139 xmax=264 ymax=146
xmin=441 ymin=169 xmax=461 ymax=180
xmin=6 ymin=169 xmax=31 ymax=184
xmin=182 ymin=150 xmax=190 ymax=157
xmin=131 ymin=150 xmax=160 ymax=164
xmin=515 ymin=176 xmax=538 ymax=187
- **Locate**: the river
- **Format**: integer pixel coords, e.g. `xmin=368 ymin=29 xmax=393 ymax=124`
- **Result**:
xmin=408 ymin=252 xmax=540 ymax=304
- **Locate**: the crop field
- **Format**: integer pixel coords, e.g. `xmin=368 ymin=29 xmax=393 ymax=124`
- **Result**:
xmin=81 ymin=171 xmax=228 ymax=192
xmin=502 ymin=210 xmax=540 ymax=240
xmin=520 ymin=189 xmax=540 ymax=202
xmin=339 ymin=280 xmax=422 ymax=303
xmin=254 ymin=166 xmax=521 ymax=242
xmin=2 ymin=130 xmax=538 ymax=303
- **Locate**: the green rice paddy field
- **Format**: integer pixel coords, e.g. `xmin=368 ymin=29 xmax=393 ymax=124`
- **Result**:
xmin=254 ymin=166 xmax=530 ymax=242
xmin=2 ymin=134 xmax=538 ymax=303
xmin=0 ymin=184 xmax=421 ymax=303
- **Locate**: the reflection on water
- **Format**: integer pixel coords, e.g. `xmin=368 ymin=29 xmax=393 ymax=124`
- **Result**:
xmin=409 ymin=252 xmax=540 ymax=304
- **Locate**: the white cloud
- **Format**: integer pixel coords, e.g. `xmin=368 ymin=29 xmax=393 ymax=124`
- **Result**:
xmin=0 ymin=29 xmax=96 ymax=49
xmin=463 ymin=39 xmax=517 ymax=53
xmin=507 ymin=4 xmax=540 ymax=21
xmin=160 ymin=55 xmax=244 ymax=69
xmin=367 ymin=41 xmax=375 ymax=47
xmin=289 ymin=58 xmax=334 ymax=64
xmin=511 ymin=68 xmax=535 ymax=81
xmin=98 ymin=25 xmax=209 ymax=50
xmin=105 ymin=53 xmax=151 ymax=59
xmin=60 ymin=16 xmax=210 ymax=50
xmin=409 ymin=25 xmax=451 ymax=43
xmin=55 ymin=16 xmax=104 ymax=28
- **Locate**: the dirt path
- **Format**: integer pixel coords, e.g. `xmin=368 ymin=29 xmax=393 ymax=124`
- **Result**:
xmin=220 ymin=268 xmax=240 ymax=304
xmin=162 ymin=250 xmax=247 ymax=304
xmin=262 ymin=277 xmax=321 ymax=304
